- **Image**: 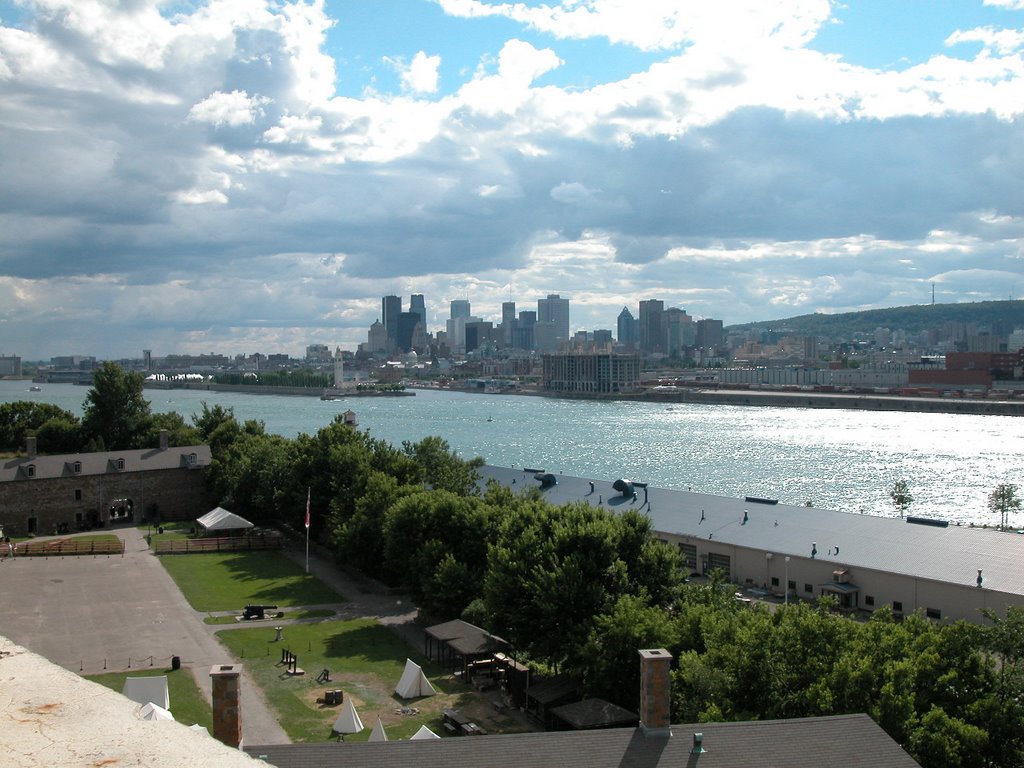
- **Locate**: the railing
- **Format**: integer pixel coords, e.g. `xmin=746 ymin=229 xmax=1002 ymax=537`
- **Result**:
xmin=154 ymin=535 xmax=283 ymax=554
xmin=14 ymin=539 xmax=126 ymax=557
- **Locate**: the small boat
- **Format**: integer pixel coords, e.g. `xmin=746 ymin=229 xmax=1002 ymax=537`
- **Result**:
xmin=28 ymin=385 xmax=42 ymax=392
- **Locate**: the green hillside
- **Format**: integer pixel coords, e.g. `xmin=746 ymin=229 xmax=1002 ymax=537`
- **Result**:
xmin=728 ymin=300 xmax=1024 ymax=337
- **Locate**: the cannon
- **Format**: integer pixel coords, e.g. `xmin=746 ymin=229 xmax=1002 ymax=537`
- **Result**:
xmin=243 ymin=604 xmax=278 ymax=620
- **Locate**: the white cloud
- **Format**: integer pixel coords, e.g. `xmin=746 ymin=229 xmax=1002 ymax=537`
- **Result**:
xmin=397 ymin=50 xmax=442 ymax=94
xmin=189 ymin=90 xmax=270 ymax=127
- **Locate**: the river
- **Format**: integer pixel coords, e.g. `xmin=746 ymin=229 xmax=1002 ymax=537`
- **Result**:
xmin=2 ymin=380 xmax=1020 ymax=527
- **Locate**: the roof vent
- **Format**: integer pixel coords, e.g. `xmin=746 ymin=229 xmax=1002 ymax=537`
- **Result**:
xmin=534 ymin=472 xmax=557 ymax=488
xmin=692 ymin=732 xmax=706 ymax=754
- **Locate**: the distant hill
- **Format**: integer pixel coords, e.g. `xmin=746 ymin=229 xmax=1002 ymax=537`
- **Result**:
xmin=727 ymin=300 xmax=1024 ymax=338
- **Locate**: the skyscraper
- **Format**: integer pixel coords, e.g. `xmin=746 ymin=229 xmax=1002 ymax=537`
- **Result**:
xmin=381 ymin=295 xmax=402 ymax=348
xmin=450 ymin=299 xmax=470 ymax=319
xmin=537 ymin=294 xmax=570 ymax=342
xmin=638 ymin=299 xmax=665 ymax=354
xmin=617 ymin=306 xmax=637 ymax=346
xmin=409 ymin=294 xmax=426 ymax=335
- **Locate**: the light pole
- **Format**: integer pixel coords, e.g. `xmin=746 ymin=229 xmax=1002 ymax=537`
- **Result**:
xmin=784 ymin=556 xmax=790 ymax=606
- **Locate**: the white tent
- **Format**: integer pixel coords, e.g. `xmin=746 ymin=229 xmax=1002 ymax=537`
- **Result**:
xmin=410 ymin=725 xmax=440 ymax=740
xmin=368 ymin=716 xmax=388 ymax=742
xmin=394 ymin=659 xmax=436 ymax=699
xmin=196 ymin=507 xmax=254 ymax=533
xmin=122 ymin=676 xmax=170 ymax=710
xmin=138 ymin=702 xmax=174 ymax=721
xmin=332 ymin=697 xmax=363 ymax=734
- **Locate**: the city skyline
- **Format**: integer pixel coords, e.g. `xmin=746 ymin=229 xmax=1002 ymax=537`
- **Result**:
xmin=3 ymin=1 xmax=1024 ymax=358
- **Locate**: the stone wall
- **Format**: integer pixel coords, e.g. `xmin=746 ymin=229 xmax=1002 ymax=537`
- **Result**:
xmin=0 ymin=466 xmax=213 ymax=536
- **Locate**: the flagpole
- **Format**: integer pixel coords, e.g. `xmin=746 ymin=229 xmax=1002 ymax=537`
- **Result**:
xmin=305 ymin=487 xmax=311 ymax=574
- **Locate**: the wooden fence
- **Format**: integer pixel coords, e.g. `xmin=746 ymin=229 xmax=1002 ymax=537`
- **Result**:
xmin=14 ymin=539 xmax=125 ymax=557
xmin=154 ymin=535 xmax=283 ymax=554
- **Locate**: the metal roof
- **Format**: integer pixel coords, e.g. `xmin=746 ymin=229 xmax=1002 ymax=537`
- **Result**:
xmin=0 ymin=445 xmax=211 ymax=483
xmin=478 ymin=466 xmax=1024 ymax=597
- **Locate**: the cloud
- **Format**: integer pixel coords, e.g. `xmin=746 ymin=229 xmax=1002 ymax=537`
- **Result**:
xmin=1 ymin=0 xmax=1024 ymax=358
xmin=188 ymin=90 xmax=271 ymax=127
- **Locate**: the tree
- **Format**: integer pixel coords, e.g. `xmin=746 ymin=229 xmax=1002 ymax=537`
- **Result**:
xmin=80 ymin=361 xmax=151 ymax=450
xmin=0 ymin=401 xmax=79 ymax=452
xmin=401 ymin=435 xmax=483 ymax=496
xmin=890 ymin=479 xmax=913 ymax=518
xmin=988 ymin=483 xmax=1021 ymax=531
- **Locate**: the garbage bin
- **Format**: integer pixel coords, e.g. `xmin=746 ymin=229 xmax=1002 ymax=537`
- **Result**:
xmin=171 ymin=655 xmax=180 ymax=671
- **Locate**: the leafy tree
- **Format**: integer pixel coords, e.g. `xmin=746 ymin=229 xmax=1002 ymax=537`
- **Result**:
xmin=205 ymin=430 xmax=293 ymax=524
xmin=988 ymin=483 xmax=1021 ymax=531
xmin=33 ymin=416 xmax=82 ymax=454
xmin=402 ymin=435 xmax=483 ymax=496
xmin=332 ymin=471 xmax=419 ymax=578
xmin=890 ymin=479 xmax=913 ymax=518
xmin=139 ymin=411 xmax=201 ymax=448
xmin=80 ymin=361 xmax=150 ymax=450
xmin=0 ymin=401 xmax=79 ymax=452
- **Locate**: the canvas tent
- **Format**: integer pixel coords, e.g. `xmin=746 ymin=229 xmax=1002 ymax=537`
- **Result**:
xmin=138 ymin=702 xmax=174 ymax=721
xmin=122 ymin=676 xmax=170 ymax=710
xmin=368 ymin=717 xmax=388 ymax=742
xmin=196 ymin=507 xmax=254 ymax=533
xmin=395 ymin=659 xmax=436 ymax=699
xmin=332 ymin=697 xmax=364 ymax=734
xmin=410 ymin=725 xmax=440 ymax=740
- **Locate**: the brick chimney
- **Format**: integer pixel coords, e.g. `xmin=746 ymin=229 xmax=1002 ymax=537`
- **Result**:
xmin=25 ymin=436 xmax=37 ymax=458
xmin=210 ymin=664 xmax=242 ymax=748
xmin=158 ymin=429 xmax=169 ymax=451
xmin=638 ymin=648 xmax=672 ymax=737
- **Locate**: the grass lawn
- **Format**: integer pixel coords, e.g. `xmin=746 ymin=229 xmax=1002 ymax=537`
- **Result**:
xmin=204 ymin=608 xmax=337 ymax=625
xmin=217 ymin=618 xmax=516 ymax=743
xmin=86 ymin=667 xmax=212 ymax=730
xmin=159 ymin=551 xmax=346 ymax=612
xmin=139 ymin=521 xmax=193 ymax=546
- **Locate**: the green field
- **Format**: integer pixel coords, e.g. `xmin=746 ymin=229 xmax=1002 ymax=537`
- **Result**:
xmin=204 ymin=608 xmax=337 ymax=625
xmin=217 ymin=619 xmax=466 ymax=743
xmin=86 ymin=667 xmax=212 ymax=731
xmin=159 ymin=551 xmax=346 ymax=612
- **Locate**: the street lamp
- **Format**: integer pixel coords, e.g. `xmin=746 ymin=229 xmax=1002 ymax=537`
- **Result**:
xmin=784 ymin=556 xmax=791 ymax=606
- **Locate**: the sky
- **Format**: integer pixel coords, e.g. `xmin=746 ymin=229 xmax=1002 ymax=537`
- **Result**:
xmin=2 ymin=0 xmax=1024 ymax=359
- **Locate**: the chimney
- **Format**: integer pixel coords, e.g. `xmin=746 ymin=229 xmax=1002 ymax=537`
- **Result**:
xmin=158 ymin=429 xmax=169 ymax=451
xmin=638 ymin=648 xmax=672 ymax=737
xmin=210 ymin=664 xmax=242 ymax=748
xmin=25 ymin=436 xmax=37 ymax=458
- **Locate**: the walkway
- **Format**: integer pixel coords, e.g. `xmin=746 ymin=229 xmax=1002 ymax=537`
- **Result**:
xmin=0 ymin=526 xmax=289 ymax=745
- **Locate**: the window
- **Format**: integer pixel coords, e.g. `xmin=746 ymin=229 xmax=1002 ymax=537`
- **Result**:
xmin=25 ymin=464 xmax=36 ymax=478
xmin=27 ymin=517 xmax=37 ymax=534
xmin=864 ymin=595 xmax=875 ymax=606
xmin=187 ymin=452 xmax=197 ymax=465
xmin=804 ymin=583 xmax=813 ymax=594
xmin=770 ymin=577 xmax=779 ymax=587
xmin=707 ymin=552 xmax=731 ymax=579
xmin=926 ymin=608 xmax=941 ymax=621
xmin=892 ymin=601 xmax=903 ymax=613
xmin=74 ymin=489 xmax=82 ymax=502
xmin=115 ymin=458 xmax=125 ymax=471
xmin=787 ymin=580 xmax=796 ymax=591
xmin=678 ymin=543 xmax=697 ymax=570
xmin=73 ymin=461 xmax=82 ymax=474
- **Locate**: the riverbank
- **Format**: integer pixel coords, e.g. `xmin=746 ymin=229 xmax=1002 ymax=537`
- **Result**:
xmin=143 ymin=382 xmax=413 ymax=398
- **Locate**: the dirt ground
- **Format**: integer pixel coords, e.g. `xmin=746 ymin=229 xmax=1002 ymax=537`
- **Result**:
xmin=304 ymin=670 xmax=538 ymax=737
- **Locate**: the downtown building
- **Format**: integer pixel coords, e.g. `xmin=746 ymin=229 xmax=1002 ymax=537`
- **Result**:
xmin=541 ymin=352 xmax=642 ymax=394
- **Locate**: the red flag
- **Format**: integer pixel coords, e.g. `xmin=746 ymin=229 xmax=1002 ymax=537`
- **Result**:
xmin=304 ymin=488 xmax=311 ymax=529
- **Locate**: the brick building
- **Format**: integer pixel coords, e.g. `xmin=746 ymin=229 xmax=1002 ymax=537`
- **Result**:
xmin=0 ymin=436 xmax=212 ymax=536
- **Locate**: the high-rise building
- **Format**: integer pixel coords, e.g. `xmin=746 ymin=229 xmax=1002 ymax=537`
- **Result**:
xmin=381 ymin=295 xmax=402 ymax=347
xmin=537 ymin=294 xmax=570 ymax=342
xmin=513 ymin=310 xmax=536 ymax=350
xmin=617 ymin=307 xmax=637 ymax=346
xmin=397 ymin=311 xmax=424 ymax=353
xmin=638 ymin=299 xmax=665 ymax=354
xmin=501 ymin=301 xmax=516 ymax=347
xmin=696 ymin=318 xmax=724 ymax=350
xmin=450 ymin=299 xmax=471 ymax=319
xmin=409 ymin=294 xmax=426 ymax=335
xmin=664 ymin=307 xmax=693 ymax=357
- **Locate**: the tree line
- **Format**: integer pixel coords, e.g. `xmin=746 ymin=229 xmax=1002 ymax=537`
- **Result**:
xmin=3 ymin=363 xmax=1023 ymax=767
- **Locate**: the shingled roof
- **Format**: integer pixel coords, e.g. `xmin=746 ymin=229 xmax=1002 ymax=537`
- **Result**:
xmin=246 ymin=714 xmax=920 ymax=768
